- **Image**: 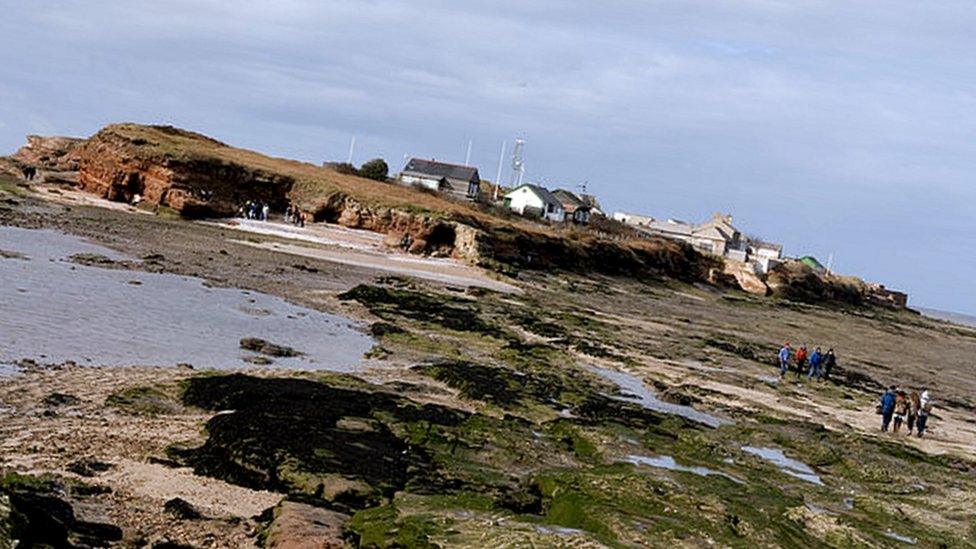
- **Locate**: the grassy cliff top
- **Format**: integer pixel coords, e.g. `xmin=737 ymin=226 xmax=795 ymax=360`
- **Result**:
xmin=92 ymin=123 xmax=542 ymax=231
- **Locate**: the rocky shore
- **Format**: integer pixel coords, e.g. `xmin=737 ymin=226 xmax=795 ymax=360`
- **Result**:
xmin=3 ymin=178 xmax=976 ymax=547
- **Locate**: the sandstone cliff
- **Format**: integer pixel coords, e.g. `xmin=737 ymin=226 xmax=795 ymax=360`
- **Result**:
xmin=0 ymin=123 xmax=738 ymax=288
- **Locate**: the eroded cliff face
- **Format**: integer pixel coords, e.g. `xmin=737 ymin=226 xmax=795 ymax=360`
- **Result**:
xmin=1 ymin=124 xmax=726 ymax=288
xmin=74 ymin=127 xmax=294 ymax=217
xmin=10 ymin=135 xmax=84 ymax=172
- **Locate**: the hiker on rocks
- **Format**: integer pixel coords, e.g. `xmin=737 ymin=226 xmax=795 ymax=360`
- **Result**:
xmin=298 ymin=211 xmax=307 ymax=227
xmin=261 ymin=203 xmax=270 ymax=221
xmin=916 ymin=388 xmax=933 ymax=437
xmin=778 ymin=343 xmax=792 ymax=376
xmin=879 ymin=385 xmax=898 ymax=432
xmin=807 ymin=347 xmax=823 ymax=379
xmin=794 ymin=345 xmax=808 ymax=378
xmin=285 ymin=204 xmax=293 ymax=223
xmin=822 ymin=349 xmax=836 ymax=381
xmin=907 ymin=389 xmax=921 ymax=434
xmin=892 ymin=390 xmax=909 ymax=433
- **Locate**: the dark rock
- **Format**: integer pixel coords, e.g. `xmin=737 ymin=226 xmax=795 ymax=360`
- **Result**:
xmin=369 ymin=322 xmax=405 ymax=337
xmin=164 ymin=497 xmax=203 ymax=520
xmin=67 ymin=459 xmax=113 ymax=478
xmin=239 ymin=338 xmax=301 ymax=358
xmin=0 ymin=473 xmax=123 ymax=547
xmin=43 ymin=392 xmax=81 ymax=406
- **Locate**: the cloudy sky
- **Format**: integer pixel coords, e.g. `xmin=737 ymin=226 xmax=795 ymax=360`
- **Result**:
xmin=2 ymin=1 xmax=973 ymax=314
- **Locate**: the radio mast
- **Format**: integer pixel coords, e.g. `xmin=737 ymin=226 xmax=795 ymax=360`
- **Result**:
xmin=510 ymin=138 xmax=525 ymax=187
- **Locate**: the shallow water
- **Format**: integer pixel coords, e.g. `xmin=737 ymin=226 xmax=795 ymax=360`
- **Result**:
xmin=625 ymin=454 xmax=743 ymax=484
xmin=742 ymin=446 xmax=823 ymax=485
xmin=0 ymin=227 xmax=373 ymax=371
xmin=884 ymin=529 xmax=917 ymax=544
xmin=588 ymin=365 xmax=730 ymax=428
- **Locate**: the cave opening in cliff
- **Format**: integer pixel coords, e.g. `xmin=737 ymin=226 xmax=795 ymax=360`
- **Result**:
xmin=425 ymin=224 xmax=456 ymax=253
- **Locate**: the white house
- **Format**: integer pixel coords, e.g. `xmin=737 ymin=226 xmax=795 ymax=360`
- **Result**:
xmin=612 ymin=211 xmax=656 ymax=228
xmin=504 ymin=184 xmax=565 ymax=222
xmin=399 ymin=158 xmax=480 ymax=201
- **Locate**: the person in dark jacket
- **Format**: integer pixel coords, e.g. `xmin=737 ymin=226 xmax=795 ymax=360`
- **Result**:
xmin=879 ymin=385 xmax=898 ymax=432
xmin=807 ymin=347 xmax=823 ymax=379
xmin=822 ymin=349 xmax=836 ymax=381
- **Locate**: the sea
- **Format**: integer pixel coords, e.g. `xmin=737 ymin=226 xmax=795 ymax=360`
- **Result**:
xmin=918 ymin=308 xmax=976 ymax=328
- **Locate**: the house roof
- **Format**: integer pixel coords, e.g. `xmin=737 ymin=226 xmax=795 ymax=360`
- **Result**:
xmin=506 ymin=184 xmax=563 ymax=209
xmin=552 ymin=189 xmax=590 ymax=212
xmin=401 ymin=158 xmax=480 ymax=183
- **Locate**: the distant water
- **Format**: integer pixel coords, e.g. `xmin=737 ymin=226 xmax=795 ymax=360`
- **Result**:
xmin=919 ymin=308 xmax=976 ymax=328
xmin=0 ymin=227 xmax=374 ymax=372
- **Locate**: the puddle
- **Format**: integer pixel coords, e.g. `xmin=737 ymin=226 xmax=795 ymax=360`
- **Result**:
xmin=884 ymin=529 xmax=917 ymax=545
xmin=589 ymin=365 xmax=730 ymax=428
xmin=0 ymin=227 xmax=373 ymax=371
xmin=625 ymin=454 xmax=743 ymax=484
xmin=533 ymin=524 xmax=587 ymax=537
xmin=742 ymin=446 xmax=823 ymax=485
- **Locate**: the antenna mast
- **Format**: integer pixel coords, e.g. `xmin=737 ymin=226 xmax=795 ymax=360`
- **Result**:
xmin=493 ymin=140 xmax=506 ymax=202
xmin=509 ymin=138 xmax=525 ymax=187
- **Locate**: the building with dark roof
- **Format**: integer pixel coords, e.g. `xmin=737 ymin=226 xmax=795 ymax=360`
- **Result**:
xmin=399 ymin=158 xmax=480 ymax=201
xmin=552 ymin=189 xmax=591 ymax=224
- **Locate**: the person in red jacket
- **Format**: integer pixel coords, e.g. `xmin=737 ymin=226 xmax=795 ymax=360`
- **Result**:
xmin=794 ymin=345 xmax=808 ymax=378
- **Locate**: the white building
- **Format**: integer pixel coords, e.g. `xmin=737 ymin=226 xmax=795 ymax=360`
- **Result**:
xmin=612 ymin=211 xmax=656 ymax=228
xmin=504 ymin=184 xmax=565 ymax=222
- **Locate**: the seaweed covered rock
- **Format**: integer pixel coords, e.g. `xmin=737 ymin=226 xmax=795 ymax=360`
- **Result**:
xmin=339 ymin=284 xmax=504 ymax=337
xmin=0 ymin=473 xmax=122 ymax=548
xmin=175 ymin=374 xmax=468 ymax=511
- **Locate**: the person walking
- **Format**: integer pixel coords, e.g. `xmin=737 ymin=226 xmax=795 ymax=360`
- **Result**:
xmin=778 ymin=343 xmax=792 ymax=377
xmin=879 ymin=385 xmax=898 ymax=432
xmin=261 ymin=203 xmax=270 ymax=221
xmin=822 ymin=349 xmax=836 ymax=381
xmin=916 ymin=388 xmax=933 ymax=437
xmin=907 ymin=389 xmax=921 ymax=434
xmin=893 ymin=390 xmax=909 ymax=433
xmin=794 ymin=345 xmax=808 ymax=378
xmin=807 ymin=347 xmax=823 ymax=379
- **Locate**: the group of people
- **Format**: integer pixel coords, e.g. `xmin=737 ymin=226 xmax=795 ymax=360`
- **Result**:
xmin=284 ymin=204 xmax=307 ymax=227
xmin=237 ymin=201 xmax=308 ymax=227
xmin=777 ymin=343 xmax=937 ymax=438
xmin=777 ymin=343 xmax=836 ymax=380
xmin=880 ymin=386 xmax=934 ymax=438
xmin=239 ymin=200 xmax=270 ymax=221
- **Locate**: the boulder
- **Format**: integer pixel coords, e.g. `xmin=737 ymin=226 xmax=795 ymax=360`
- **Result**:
xmin=264 ymin=501 xmax=349 ymax=549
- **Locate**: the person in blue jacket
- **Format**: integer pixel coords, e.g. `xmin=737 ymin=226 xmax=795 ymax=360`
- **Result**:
xmin=879 ymin=385 xmax=898 ymax=432
xmin=778 ymin=343 xmax=792 ymax=376
xmin=807 ymin=347 xmax=824 ymax=379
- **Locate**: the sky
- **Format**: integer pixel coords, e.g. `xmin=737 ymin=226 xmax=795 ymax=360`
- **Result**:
xmin=1 ymin=1 xmax=973 ymax=314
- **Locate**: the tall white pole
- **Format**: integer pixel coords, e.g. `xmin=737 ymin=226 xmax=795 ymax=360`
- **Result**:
xmin=464 ymin=139 xmax=473 ymax=166
xmin=347 ymin=136 xmax=356 ymax=164
xmin=493 ymin=140 xmax=506 ymax=202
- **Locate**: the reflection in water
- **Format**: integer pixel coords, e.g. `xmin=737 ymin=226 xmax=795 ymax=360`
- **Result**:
xmin=0 ymin=227 xmax=373 ymax=372
xmin=742 ymin=446 xmax=823 ymax=485
xmin=625 ymin=454 xmax=743 ymax=484
xmin=589 ymin=365 xmax=730 ymax=428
